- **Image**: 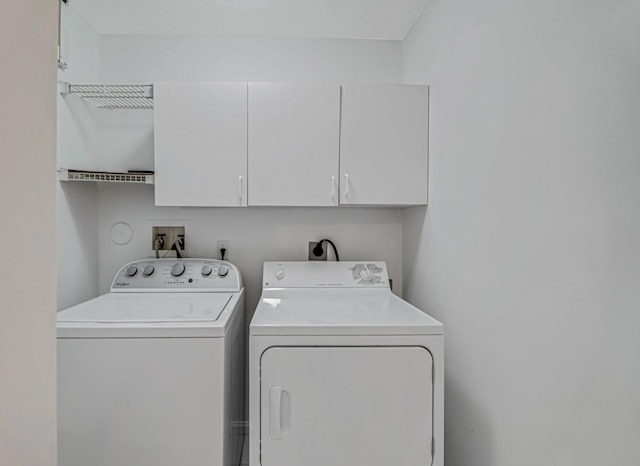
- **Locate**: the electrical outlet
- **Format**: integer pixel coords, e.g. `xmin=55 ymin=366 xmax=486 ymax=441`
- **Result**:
xmin=152 ymin=226 xmax=185 ymax=251
xmin=217 ymin=240 xmax=230 ymax=260
xmin=308 ymin=241 xmax=327 ymax=261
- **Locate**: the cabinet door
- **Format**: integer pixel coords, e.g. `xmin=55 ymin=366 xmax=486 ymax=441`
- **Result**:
xmin=260 ymin=346 xmax=433 ymax=466
xmin=154 ymin=82 xmax=248 ymax=206
xmin=248 ymin=83 xmax=340 ymax=206
xmin=340 ymin=84 xmax=429 ymax=206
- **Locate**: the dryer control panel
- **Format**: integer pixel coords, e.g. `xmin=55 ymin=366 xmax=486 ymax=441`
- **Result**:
xmin=263 ymin=261 xmax=389 ymax=288
xmin=111 ymin=259 xmax=242 ymax=292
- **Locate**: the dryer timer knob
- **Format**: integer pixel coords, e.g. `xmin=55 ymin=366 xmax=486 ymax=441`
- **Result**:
xmin=218 ymin=265 xmax=229 ymax=277
xmin=171 ymin=262 xmax=186 ymax=277
xmin=359 ymin=268 xmax=374 ymax=281
xmin=275 ymin=269 xmax=286 ymax=280
xmin=125 ymin=266 xmax=138 ymax=277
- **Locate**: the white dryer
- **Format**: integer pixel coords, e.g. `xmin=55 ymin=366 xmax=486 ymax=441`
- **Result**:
xmin=57 ymin=259 xmax=245 ymax=466
xmin=249 ymin=261 xmax=444 ymax=466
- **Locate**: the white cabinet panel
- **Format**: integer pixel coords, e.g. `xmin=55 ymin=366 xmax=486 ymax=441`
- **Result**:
xmin=260 ymin=346 xmax=433 ymax=466
xmin=248 ymin=83 xmax=340 ymax=206
xmin=340 ymin=84 xmax=429 ymax=206
xmin=154 ymin=82 xmax=247 ymax=206
xmin=58 ymin=338 xmax=224 ymax=466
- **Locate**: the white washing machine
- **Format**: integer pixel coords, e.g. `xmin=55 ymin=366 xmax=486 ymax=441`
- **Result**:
xmin=57 ymin=259 xmax=245 ymax=466
xmin=249 ymin=261 xmax=444 ymax=466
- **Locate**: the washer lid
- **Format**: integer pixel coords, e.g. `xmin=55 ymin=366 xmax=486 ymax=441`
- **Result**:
xmin=250 ymin=290 xmax=443 ymax=336
xmin=57 ymin=293 xmax=233 ymax=323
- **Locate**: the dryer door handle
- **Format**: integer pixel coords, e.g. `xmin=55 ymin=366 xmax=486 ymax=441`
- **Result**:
xmin=269 ymin=386 xmax=291 ymax=440
xmin=269 ymin=386 xmax=283 ymax=439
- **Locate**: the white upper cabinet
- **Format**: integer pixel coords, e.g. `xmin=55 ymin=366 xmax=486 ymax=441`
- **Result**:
xmin=153 ymin=81 xmax=427 ymax=207
xmin=339 ymin=84 xmax=429 ymax=206
xmin=154 ymin=82 xmax=248 ymax=206
xmin=248 ymin=83 xmax=340 ymax=206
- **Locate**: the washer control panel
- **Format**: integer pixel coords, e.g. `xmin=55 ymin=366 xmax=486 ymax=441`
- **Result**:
xmin=263 ymin=261 xmax=389 ymax=288
xmin=111 ymin=259 xmax=242 ymax=292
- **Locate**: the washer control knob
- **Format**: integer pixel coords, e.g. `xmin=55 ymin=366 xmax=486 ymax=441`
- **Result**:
xmin=201 ymin=264 xmax=213 ymax=276
xmin=171 ymin=262 xmax=185 ymax=277
xmin=218 ymin=265 xmax=229 ymax=277
xmin=359 ymin=268 xmax=374 ymax=281
xmin=275 ymin=268 xmax=286 ymax=280
xmin=142 ymin=265 xmax=155 ymax=277
xmin=125 ymin=266 xmax=138 ymax=277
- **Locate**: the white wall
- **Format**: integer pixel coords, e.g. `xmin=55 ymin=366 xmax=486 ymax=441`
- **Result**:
xmin=57 ymin=5 xmax=101 ymax=310
xmin=402 ymin=1 xmax=640 ymax=465
xmin=90 ymin=35 xmax=405 ymax=315
xmin=0 ymin=2 xmax=58 ymax=465
xmin=100 ymin=35 xmax=402 ymax=83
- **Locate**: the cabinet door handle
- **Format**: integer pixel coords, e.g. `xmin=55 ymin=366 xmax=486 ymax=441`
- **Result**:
xmin=344 ymin=174 xmax=349 ymax=198
xmin=331 ymin=176 xmax=336 ymax=200
xmin=238 ymin=176 xmax=243 ymax=200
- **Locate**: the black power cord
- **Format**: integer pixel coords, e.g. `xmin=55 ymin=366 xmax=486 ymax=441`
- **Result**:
xmin=314 ymin=239 xmax=340 ymax=261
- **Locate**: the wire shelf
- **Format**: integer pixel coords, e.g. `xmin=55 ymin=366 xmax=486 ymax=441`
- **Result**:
xmin=58 ymin=169 xmax=154 ymax=185
xmin=59 ymin=82 xmax=154 ymax=109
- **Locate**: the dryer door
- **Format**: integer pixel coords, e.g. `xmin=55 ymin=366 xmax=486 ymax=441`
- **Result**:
xmin=260 ymin=346 xmax=433 ymax=466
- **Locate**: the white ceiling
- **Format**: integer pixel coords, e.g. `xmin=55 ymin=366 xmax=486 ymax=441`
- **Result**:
xmin=69 ymin=0 xmax=427 ymax=40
